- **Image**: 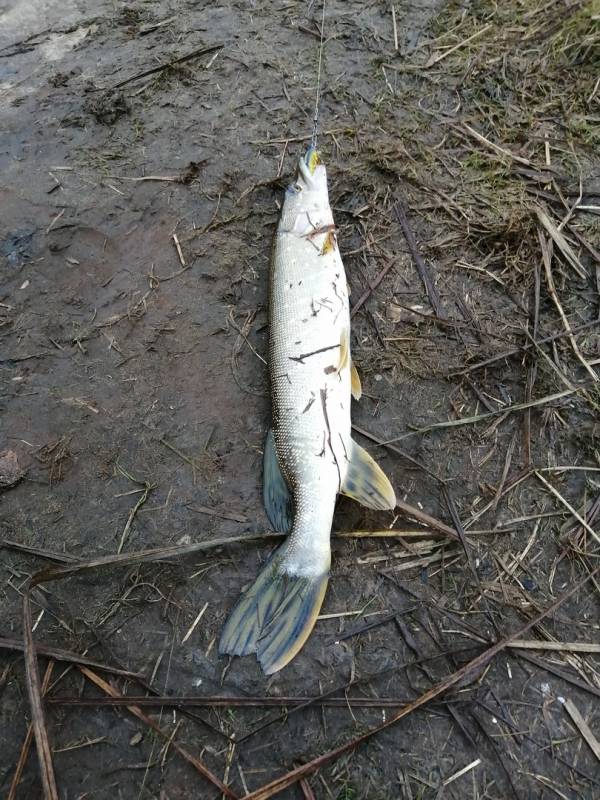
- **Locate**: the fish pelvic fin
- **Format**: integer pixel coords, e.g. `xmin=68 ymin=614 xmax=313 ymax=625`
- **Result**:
xmin=341 ymin=439 xmax=396 ymax=511
xmin=219 ymin=547 xmax=329 ymax=675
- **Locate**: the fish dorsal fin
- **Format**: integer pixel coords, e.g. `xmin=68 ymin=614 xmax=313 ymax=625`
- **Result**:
xmin=341 ymin=439 xmax=396 ymax=511
xmin=263 ymin=429 xmax=294 ymax=533
xmin=350 ymin=362 xmax=362 ymax=400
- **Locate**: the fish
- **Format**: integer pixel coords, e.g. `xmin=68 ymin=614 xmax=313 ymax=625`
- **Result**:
xmin=219 ymin=147 xmax=396 ymax=674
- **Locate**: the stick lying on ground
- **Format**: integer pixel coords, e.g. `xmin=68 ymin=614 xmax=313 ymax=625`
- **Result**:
xmin=0 ymin=636 xmax=143 ymax=678
xmin=79 ymin=666 xmax=238 ymax=799
xmin=239 ymin=563 xmax=600 ymax=800
xmin=47 ymin=694 xmax=415 ymax=709
xmin=19 ymin=512 xmax=575 ymax=798
xmin=105 ymin=43 xmax=224 ymax=90
xmin=20 ymin=535 xmax=278 ymax=800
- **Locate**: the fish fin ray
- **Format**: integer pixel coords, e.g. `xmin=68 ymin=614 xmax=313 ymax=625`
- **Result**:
xmin=263 ymin=429 xmax=293 ymax=534
xmin=341 ymin=439 xmax=396 ymax=511
xmin=219 ymin=547 xmax=329 ymax=674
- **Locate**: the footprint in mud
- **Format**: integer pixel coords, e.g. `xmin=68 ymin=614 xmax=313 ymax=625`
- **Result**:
xmin=0 ymin=228 xmax=35 ymax=267
xmin=83 ymin=89 xmax=130 ymax=125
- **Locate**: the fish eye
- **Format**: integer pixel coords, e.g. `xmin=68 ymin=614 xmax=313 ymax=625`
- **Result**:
xmin=294 ymin=183 xmax=302 ymax=191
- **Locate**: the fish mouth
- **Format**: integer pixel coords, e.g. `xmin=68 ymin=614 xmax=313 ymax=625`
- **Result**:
xmin=297 ymin=146 xmax=323 ymax=187
xmin=304 ymin=146 xmax=321 ymax=173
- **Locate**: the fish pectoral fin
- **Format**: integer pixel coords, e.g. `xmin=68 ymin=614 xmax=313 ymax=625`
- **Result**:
xmin=263 ymin=429 xmax=294 ymax=534
xmin=350 ymin=361 xmax=362 ymax=400
xmin=341 ymin=439 xmax=396 ymax=511
xmin=219 ymin=547 xmax=329 ymax=675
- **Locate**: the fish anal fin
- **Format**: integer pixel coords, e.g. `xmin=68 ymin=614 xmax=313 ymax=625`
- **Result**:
xmin=350 ymin=361 xmax=362 ymax=400
xmin=263 ymin=429 xmax=293 ymax=534
xmin=219 ymin=547 xmax=329 ymax=674
xmin=341 ymin=439 xmax=396 ymax=511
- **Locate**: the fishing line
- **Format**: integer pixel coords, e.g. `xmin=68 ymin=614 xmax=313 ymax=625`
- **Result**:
xmin=310 ymin=0 xmax=326 ymax=149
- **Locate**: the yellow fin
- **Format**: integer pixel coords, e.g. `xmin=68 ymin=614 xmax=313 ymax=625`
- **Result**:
xmin=325 ymin=329 xmax=350 ymax=376
xmin=350 ymin=362 xmax=362 ymax=400
xmin=219 ymin=548 xmax=329 ymax=674
xmin=338 ymin=329 xmax=350 ymax=372
xmin=321 ymin=230 xmax=336 ymax=255
xmin=341 ymin=439 xmax=396 ymax=511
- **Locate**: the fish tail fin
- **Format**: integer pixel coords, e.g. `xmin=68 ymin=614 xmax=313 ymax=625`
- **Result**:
xmin=219 ymin=546 xmax=329 ymax=675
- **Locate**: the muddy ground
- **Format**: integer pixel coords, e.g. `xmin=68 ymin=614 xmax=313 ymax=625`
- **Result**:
xmin=1 ymin=1 xmax=600 ymax=798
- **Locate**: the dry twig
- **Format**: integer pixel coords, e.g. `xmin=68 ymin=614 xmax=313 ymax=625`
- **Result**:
xmin=240 ymin=565 xmax=600 ymax=799
xmin=78 ymin=666 xmax=238 ymax=797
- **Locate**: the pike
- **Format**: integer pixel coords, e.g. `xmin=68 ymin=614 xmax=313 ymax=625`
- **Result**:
xmin=219 ymin=148 xmax=396 ymax=674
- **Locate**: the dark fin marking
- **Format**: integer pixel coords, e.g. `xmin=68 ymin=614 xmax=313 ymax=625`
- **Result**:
xmin=263 ymin=428 xmax=293 ymax=534
xmin=341 ymin=439 xmax=396 ymax=511
xmin=219 ymin=547 xmax=329 ymax=675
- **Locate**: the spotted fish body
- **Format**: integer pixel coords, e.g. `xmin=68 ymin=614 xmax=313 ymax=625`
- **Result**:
xmin=219 ymin=149 xmax=395 ymax=674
